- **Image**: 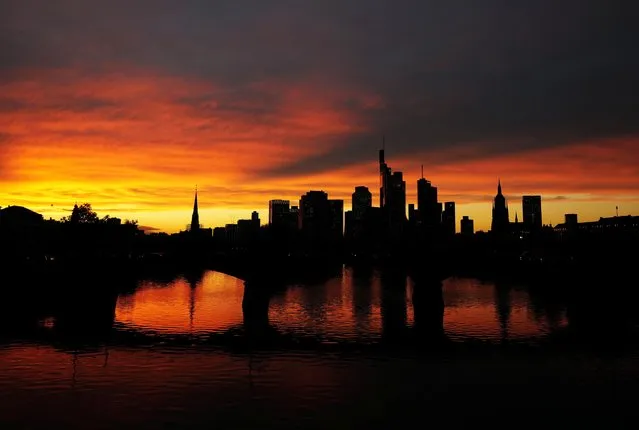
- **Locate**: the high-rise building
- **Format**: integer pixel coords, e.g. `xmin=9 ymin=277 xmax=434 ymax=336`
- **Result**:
xmin=269 ymin=200 xmax=290 ymax=225
xmin=461 ymin=216 xmax=474 ymax=236
xmin=299 ymin=190 xmax=331 ymax=240
xmin=491 ymin=180 xmax=510 ymax=234
xmin=379 ymin=144 xmax=406 ymax=236
xmin=522 ymin=195 xmax=542 ymax=231
xmin=329 ymin=199 xmax=344 ymax=237
xmin=417 ymin=170 xmax=440 ymax=232
xmin=442 ymin=202 xmax=456 ymax=235
xmin=288 ymin=206 xmax=299 ymax=231
xmin=408 ymin=204 xmax=417 ymax=223
xmin=352 ymin=186 xmax=372 ymax=221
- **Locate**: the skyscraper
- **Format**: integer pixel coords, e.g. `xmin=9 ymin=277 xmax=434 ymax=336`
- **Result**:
xmin=379 ymin=145 xmax=389 ymax=208
xmin=522 ymin=195 xmax=542 ymax=231
xmin=442 ymin=202 xmax=456 ymax=235
xmin=378 ymin=143 xmax=406 ymax=236
xmin=417 ymin=169 xmax=440 ymax=232
xmin=491 ymin=180 xmax=510 ymax=234
xmin=352 ymin=186 xmax=372 ymax=221
xmin=329 ymin=199 xmax=344 ymax=237
xmin=299 ymin=190 xmax=331 ymax=241
xmin=461 ymin=216 xmax=474 ymax=236
xmin=269 ymin=199 xmax=290 ymax=225
xmin=190 ymin=188 xmax=200 ymax=232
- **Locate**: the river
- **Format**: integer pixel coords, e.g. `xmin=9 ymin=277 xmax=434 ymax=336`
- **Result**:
xmin=1 ymin=267 xmax=637 ymax=428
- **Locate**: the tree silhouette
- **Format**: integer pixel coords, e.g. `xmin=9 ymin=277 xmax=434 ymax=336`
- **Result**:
xmin=67 ymin=203 xmax=99 ymax=224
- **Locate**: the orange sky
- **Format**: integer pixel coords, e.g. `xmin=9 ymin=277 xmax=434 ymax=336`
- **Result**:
xmin=1 ymin=68 xmax=638 ymax=232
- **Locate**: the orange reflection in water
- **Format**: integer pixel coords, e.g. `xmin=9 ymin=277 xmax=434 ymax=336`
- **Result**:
xmin=113 ymin=269 xmax=560 ymax=342
xmin=442 ymin=277 xmax=568 ymax=340
xmin=115 ymin=271 xmax=245 ymax=334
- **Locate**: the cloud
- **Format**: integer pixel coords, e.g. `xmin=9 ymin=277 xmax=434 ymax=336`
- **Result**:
xmin=0 ymin=1 xmax=637 ymax=230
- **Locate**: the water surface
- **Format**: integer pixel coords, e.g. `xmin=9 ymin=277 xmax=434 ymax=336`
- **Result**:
xmin=3 ymin=267 xmax=635 ymax=428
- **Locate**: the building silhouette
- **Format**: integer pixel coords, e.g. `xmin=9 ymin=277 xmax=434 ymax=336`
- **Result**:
xmin=565 ymin=213 xmax=578 ymax=226
xmin=379 ymin=146 xmax=407 ymax=238
xmin=190 ymin=188 xmax=200 ymax=232
xmin=269 ymin=200 xmax=290 ymax=226
xmin=491 ymin=180 xmax=510 ymax=234
xmin=417 ymin=169 xmax=441 ymax=236
xmin=299 ymin=191 xmax=333 ymax=244
xmin=0 ymin=205 xmax=43 ymax=228
xmin=461 ymin=216 xmax=474 ymax=236
xmin=352 ymin=186 xmax=372 ymax=221
xmin=522 ymin=195 xmax=542 ymax=232
xmin=329 ymin=199 xmax=344 ymax=237
xmin=442 ymin=202 xmax=456 ymax=236
xmin=554 ymin=215 xmax=639 ymax=237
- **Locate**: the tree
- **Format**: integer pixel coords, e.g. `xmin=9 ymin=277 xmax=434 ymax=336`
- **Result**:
xmin=68 ymin=203 xmax=99 ymax=224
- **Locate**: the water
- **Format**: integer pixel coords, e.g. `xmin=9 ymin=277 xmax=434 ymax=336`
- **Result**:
xmin=1 ymin=267 xmax=638 ymax=428
xmin=112 ymin=268 xmax=566 ymax=344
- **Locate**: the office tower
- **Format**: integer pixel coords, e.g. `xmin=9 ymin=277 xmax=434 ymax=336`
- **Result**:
xmin=408 ymin=204 xmax=416 ymax=223
xmin=379 ymin=145 xmax=389 ymax=208
xmin=269 ymin=199 xmax=290 ymax=225
xmin=288 ymin=206 xmax=299 ymax=231
xmin=299 ymin=190 xmax=331 ymax=240
xmin=491 ymin=180 xmax=510 ymax=234
xmin=461 ymin=216 xmax=474 ymax=236
xmin=379 ymin=143 xmax=406 ymax=236
xmin=389 ymin=171 xmax=406 ymax=222
xmin=522 ymin=195 xmax=542 ymax=231
xmin=329 ymin=199 xmax=344 ymax=237
xmin=251 ymin=211 xmax=260 ymax=228
xmin=417 ymin=167 xmax=441 ymax=232
xmin=442 ymin=202 xmax=456 ymax=235
xmin=190 ymin=188 xmax=200 ymax=232
xmin=352 ymin=186 xmax=372 ymax=221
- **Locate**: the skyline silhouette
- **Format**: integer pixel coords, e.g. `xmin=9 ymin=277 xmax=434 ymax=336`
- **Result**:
xmin=1 ymin=2 xmax=637 ymax=232
xmin=1 ymin=145 xmax=635 ymax=234
xmin=2 ymin=2 xmax=639 ymax=427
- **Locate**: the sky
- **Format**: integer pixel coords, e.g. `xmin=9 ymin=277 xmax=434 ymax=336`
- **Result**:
xmin=1 ymin=0 xmax=637 ymax=232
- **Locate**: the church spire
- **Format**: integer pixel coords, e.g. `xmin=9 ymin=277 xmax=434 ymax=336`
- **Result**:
xmin=190 ymin=186 xmax=200 ymax=231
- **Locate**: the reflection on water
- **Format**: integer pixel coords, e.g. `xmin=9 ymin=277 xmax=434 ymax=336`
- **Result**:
xmin=4 ymin=267 xmax=639 ymax=427
xmin=115 ymin=270 xmax=245 ymax=335
xmin=111 ymin=267 xmax=566 ymax=343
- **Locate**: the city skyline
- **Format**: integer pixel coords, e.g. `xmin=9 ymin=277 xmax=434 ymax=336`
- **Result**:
xmin=1 ymin=153 xmax=636 ymax=233
xmin=1 ymin=1 xmax=637 ymax=232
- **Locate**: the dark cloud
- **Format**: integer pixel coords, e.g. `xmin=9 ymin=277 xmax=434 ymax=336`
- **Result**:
xmin=0 ymin=95 xmax=117 ymax=113
xmin=2 ymin=0 xmax=637 ymax=177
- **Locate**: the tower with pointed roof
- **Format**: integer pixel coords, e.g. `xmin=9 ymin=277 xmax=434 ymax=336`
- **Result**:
xmin=491 ymin=179 xmax=510 ymax=234
xmin=190 ymin=187 xmax=200 ymax=232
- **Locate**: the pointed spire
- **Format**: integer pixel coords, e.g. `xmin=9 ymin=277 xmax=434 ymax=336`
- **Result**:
xmin=190 ymin=185 xmax=200 ymax=231
xmin=515 ymin=212 xmax=519 ymax=223
xmin=497 ymin=178 xmax=502 ymax=195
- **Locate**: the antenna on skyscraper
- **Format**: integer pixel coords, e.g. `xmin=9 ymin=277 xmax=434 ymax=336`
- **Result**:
xmin=421 ymin=164 xmax=424 ymax=179
xmin=616 ymin=205 xmax=619 ymax=217
xmin=382 ymin=134 xmax=385 ymax=150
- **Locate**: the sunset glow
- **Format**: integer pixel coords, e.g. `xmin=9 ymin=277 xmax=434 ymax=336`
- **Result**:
xmin=2 ymin=2 xmax=637 ymax=232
